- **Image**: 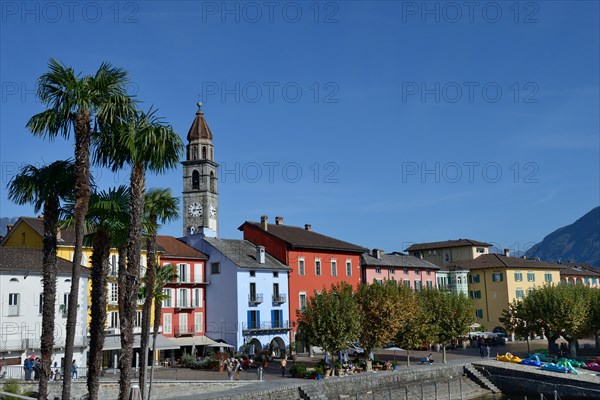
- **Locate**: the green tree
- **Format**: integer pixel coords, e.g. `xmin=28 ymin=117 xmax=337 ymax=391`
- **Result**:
xmin=555 ymin=284 xmax=593 ymax=357
xmin=7 ymin=160 xmax=75 ymax=400
xmin=147 ymin=263 xmax=178 ymax=400
xmin=395 ymin=289 xmax=437 ymax=366
xmin=356 ymin=280 xmax=413 ymax=370
xmin=27 ymin=58 xmax=134 ymax=400
xmin=420 ymin=288 xmax=474 ymax=363
xmin=297 ymin=282 xmax=361 ymax=358
xmin=500 ymin=300 xmax=533 ymax=353
xmin=95 ymin=108 xmax=182 ymax=400
xmin=589 ymin=288 xmax=600 ymax=350
xmin=139 ymin=188 xmax=179 ymax=399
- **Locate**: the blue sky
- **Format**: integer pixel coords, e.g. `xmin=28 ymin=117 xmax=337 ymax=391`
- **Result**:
xmin=1 ymin=1 xmax=598 ymax=254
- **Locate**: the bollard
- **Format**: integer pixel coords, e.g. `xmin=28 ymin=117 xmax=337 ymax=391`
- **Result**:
xmin=257 ymin=366 xmax=263 ymax=381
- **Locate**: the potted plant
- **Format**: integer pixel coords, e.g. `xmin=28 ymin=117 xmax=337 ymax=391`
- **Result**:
xmin=392 ymin=361 xmax=399 ymax=371
xmin=289 ymin=363 xmax=306 ymax=378
xmin=212 ymin=351 xmax=229 ymax=372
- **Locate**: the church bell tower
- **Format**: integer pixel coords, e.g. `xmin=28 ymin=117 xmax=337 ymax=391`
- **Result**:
xmin=182 ymin=102 xmax=218 ymax=237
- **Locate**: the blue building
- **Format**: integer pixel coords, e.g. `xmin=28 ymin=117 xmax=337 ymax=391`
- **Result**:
xmin=189 ymin=237 xmax=292 ymax=355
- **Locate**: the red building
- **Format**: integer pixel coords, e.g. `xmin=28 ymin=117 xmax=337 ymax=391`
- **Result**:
xmin=239 ymin=216 xmax=366 ymax=345
xmin=156 ymin=235 xmax=210 ymax=355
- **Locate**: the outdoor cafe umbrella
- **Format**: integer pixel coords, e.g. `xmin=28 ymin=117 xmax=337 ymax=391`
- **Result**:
xmin=383 ymin=346 xmax=405 ymax=362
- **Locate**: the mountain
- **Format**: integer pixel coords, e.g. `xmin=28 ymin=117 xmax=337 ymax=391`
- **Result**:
xmin=525 ymin=207 xmax=600 ymax=267
xmin=0 ymin=217 xmax=18 ymax=239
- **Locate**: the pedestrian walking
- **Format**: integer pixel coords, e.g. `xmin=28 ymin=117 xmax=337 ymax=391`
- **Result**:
xmin=71 ymin=360 xmax=78 ymax=379
xmin=479 ymin=344 xmax=485 ymax=359
xmin=485 ymin=345 xmax=491 ymax=358
xmin=280 ymin=357 xmax=287 ymax=377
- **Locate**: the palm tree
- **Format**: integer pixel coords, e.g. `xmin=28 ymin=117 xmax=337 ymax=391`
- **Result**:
xmin=139 ymin=189 xmax=179 ymax=399
xmin=7 ymin=160 xmax=76 ymax=400
xmin=148 ymin=263 xmax=178 ymax=400
xmin=85 ymin=187 xmax=130 ymax=400
xmin=27 ymin=58 xmax=134 ymax=400
xmin=95 ymin=108 xmax=182 ymax=400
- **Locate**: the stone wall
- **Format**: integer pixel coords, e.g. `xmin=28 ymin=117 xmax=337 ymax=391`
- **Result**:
xmin=5 ymin=380 xmax=253 ymax=400
xmin=474 ymin=361 xmax=600 ymax=400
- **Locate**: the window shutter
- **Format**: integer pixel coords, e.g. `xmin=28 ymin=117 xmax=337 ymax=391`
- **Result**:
xmin=247 ymin=310 xmax=252 ymax=328
xmin=191 ymin=289 xmax=196 ymax=308
xmin=194 ymin=263 xmax=202 ymax=283
xmin=257 ymin=310 xmax=260 ymax=328
xmin=279 ymin=310 xmax=283 ymax=326
xmin=271 ymin=310 xmax=275 ymax=328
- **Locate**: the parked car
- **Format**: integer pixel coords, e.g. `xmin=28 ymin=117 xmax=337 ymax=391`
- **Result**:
xmin=345 ymin=343 xmax=365 ymax=356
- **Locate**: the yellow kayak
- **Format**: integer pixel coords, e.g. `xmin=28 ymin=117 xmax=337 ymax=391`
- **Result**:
xmin=496 ymin=352 xmax=522 ymax=363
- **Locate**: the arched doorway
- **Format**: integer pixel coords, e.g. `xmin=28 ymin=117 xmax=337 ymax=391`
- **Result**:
xmin=247 ymin=338 xmax=262 ymax=357
xmin=270 ymin=337 xmax=286 ymax=358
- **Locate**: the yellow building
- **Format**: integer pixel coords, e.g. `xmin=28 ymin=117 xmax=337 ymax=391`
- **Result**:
xmin=405 ymin=238 xmax=491 ymax=265
xmin=448 ymin=252 xmax=563 ymax=334
xmin=1 ymin=216 xmax=154 ymax=367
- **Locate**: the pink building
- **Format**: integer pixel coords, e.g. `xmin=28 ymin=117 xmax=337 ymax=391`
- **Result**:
xmin=361 ymin=249 xmax=439 ymax=289
xmin=560 ymin=262 xmax=600 ymax=287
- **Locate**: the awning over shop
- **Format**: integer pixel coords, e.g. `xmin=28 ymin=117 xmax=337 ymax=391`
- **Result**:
xmin=169 ymin=335 xmax=221 ymax=347
xmin=102 ymin=334 xmax=179 ymax=351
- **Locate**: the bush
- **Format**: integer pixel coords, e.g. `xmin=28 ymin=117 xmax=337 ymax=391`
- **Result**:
xmin=180 ymin=353 xmax=197 ymax=368
xmin=289 ymin=363 xmax=306 ymax=377
xmin=2 ymin=379 xmax=21 ymax=400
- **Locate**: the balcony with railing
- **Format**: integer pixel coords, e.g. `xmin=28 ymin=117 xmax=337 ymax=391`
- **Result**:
xmin=272 ymin=293 xmax=287 ymax=304
xmin=174 ymin=300 xmax=200 ymax=311
xmin=242 ymin=320 xmax=291 ymax=335
xmin=248 ymin=293 xmax=263 ymax=305
xmin=174 ymin=324 xmax=203 ymax=337
xmin=169 ymin=277 xmax=210 ymax=287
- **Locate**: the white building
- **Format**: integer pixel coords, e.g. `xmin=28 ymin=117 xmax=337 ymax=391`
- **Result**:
xmin=189 ymin=237 xmax=291 ymax=355
xmin=0 ymin=247 xmax=89 ymax=371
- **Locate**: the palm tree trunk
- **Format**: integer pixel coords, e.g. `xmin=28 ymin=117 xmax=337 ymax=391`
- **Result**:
xmin=119 ymin=163 xmax=145 ymax=400
xmin=148 ymin=299 xmax=163 ymax=400
xmin=63 ymin=111 xmax=91 ymax=400
xmin=139 ymin=219 xmax=157 ymax=399
xmin=87 ymin=230 xmax=111 ymax=400
xmin=39 ymin=201 xmax=59 ymax=400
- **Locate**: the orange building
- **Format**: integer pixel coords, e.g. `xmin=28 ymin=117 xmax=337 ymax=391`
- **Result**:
xmin=156 ymin=235 xmax=212 ymax=358
xmin=239 ymin=216 xmax=366 ymax=347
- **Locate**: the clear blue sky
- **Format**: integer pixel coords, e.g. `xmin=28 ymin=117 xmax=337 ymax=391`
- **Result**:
xmin=1 ymin=1 xmax=598 ymax=254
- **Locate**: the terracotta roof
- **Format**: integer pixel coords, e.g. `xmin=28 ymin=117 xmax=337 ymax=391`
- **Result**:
xmin=239 ymin=222 xmax=367 ymax=253
xmin=560 ymin=262 xmax=600 ymax=277
xmin=0 ymin=247 xmax=88 ymax=274
xmin=203 ymin=238 xmax=291 ymax=271
xmin=187 ymin=104 xmax=213 ymax=142
xmin=447 ymin=253 xmax=564 ymax=270
xmin=361 ymin=252 xmax=440 ymax=270
xmin=3 ymin=217 xmax=78 ymax=246
xmin=405 ymin=239 xmax=492 ymax=252
xmin=156 ymin=235 xmax=207 ymax=260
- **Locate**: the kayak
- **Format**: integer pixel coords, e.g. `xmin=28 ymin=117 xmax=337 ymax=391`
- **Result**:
xmin=497 ymin=353 xmax=522 ymax=363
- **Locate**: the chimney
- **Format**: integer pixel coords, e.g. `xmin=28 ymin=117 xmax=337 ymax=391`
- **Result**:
xmin=256 ymin=245 xmax=266 ymax=264
xmin=6 ymin=224 xmax=13 ymax=235
xmin=275 ymin=216 xmax=283 ymax=225
xmin=260 ymin=215 xmax=268 ymax=231
xmin=503 ymin=248 xmax=510 ymax=257
xmin=372 ymin=249 xmax=382 ymax=259
xmin=304 ymin=224 xmax=311 ymax=231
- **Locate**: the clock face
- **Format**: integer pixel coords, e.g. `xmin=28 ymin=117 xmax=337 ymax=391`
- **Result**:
xmin=188 ymin=202 xmax=203 ymax=217
xmin=209 ymin=203 xmax=216 ymax=218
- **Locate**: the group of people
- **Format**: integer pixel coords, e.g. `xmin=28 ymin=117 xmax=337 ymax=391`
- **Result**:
xmin=478 ymin=340 xmax=491 ymax=358
xmin=22 ymin=356 xmax=78 ymax=381
xmin=22 ymin=356 xmax=40 ymax=381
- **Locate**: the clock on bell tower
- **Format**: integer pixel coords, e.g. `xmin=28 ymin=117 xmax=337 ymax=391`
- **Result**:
xmin=182 ymin=102 xmax=219 ymax=237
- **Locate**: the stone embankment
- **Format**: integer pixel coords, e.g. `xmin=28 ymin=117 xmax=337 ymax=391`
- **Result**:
xmin=473 ymin=360 xmax=600 ymax=400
